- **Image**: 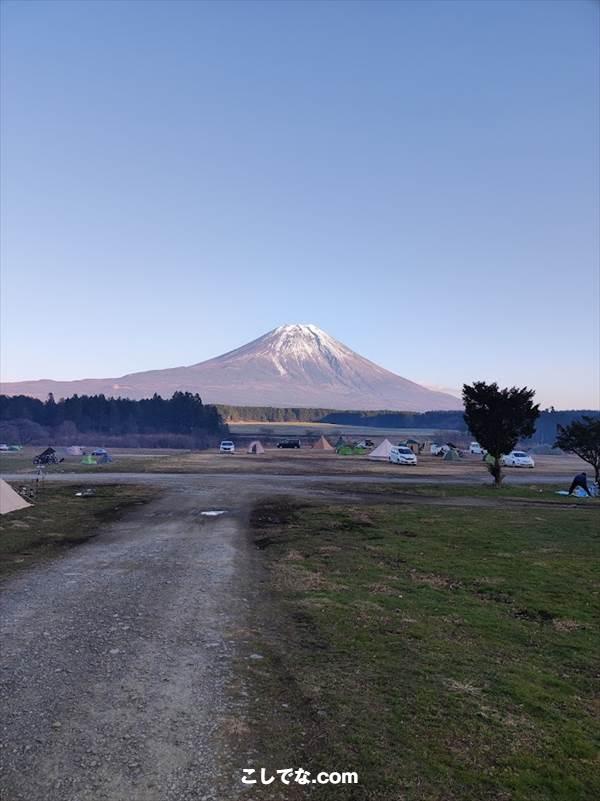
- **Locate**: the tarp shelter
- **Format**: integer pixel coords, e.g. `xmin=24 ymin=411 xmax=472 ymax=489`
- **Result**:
xmin=368 ymin=439 xmax=394 ymax=461
xmin=65 ymin=446 xmax=83 ymax=456
xmin=33 ymin=447 xmax=61 ymax=465
xmin=443 ymin=448 xmax=461 ymax=461
xmin=313 ymin=436 xmax=334 ymax=451
xmin=80 ymin=454 xmax=97 ymax=465
xmin=247 ymin=440 xmax=265 ymax=454
xmin=0 ymin=479 xmax=31 ymax=514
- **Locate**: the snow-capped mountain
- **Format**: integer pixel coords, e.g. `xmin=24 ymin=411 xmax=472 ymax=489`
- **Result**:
xmin=1 ymin=324 xmax=461 ymax=410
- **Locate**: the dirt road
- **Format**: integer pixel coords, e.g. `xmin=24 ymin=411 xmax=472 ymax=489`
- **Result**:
xmin=0 ymin=484 xmax=262 ymax=801
xmin=1 ymin=467 xmax=593 ymax=801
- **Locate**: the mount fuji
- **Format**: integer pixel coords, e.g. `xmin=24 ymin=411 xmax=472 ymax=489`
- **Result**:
xmin=1 ymin=324 xmax=461 ymax=411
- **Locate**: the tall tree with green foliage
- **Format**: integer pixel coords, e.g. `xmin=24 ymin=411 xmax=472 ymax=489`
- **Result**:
xmin=554 ymin=416 xmax=600 ymax=483
xmin=462 ymin=382 xmax=540 ymax=486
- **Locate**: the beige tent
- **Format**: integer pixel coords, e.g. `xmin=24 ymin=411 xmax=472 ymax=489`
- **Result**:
xmin=313 ymin=435 xmax=334 ymax=451
xmin=247 ymin=440 xmax=265 ymax=454
xmin=0 ymin=479 xmax=31 ymax=515
xmin=368 ymin=438 xmax=394 ymax=461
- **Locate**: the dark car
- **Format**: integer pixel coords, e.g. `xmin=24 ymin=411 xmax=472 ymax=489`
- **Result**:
xmin=277 ymin=439 xmax=301 ymax=449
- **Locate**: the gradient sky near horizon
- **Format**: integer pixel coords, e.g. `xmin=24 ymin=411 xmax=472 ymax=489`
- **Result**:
xmin=1 ymin=0 xmax=599 ymax=408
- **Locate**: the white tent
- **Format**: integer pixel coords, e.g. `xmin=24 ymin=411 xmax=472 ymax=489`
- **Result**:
xmin=0 ymin=479 xmax=32 ymax=515
xmin=368 ymin=438 xmax=394 ymax=461
xmin=313 ymin=435 xmax=334 ymax=451
xmin=247 ymin=440 xmax=265 ymax=454
xmin=65 ymin=446 xmax=83 ymax=456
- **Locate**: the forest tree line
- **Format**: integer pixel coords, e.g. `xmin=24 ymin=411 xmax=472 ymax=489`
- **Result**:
xmin=1 ymin=393 xmax=597 ymax=448
xmin=0 ymin=392 xmax=226 ymax=448
xmin=218 ymin=406 xmax=470 ymax=431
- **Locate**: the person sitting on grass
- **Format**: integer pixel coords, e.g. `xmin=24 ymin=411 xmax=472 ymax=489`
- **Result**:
xmin=568 ymin=471 xmax=592 ymax=497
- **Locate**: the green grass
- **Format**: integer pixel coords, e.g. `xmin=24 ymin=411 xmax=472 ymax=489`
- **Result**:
xmin=316 ymin=482 xmax=600 ymax=504
xmin=245 ymin=497 xmax=600 ymax=800
xmin=0 ymin=451 xmax=167 ymax=474
xmin=0 ymin=483 xmax=156 ymax=573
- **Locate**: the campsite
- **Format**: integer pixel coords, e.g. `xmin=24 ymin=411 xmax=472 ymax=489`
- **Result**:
xmin=1 ymin=441 xmax=599 ymax=801
xmin=2 ymin=1 xmax=599 ymax=800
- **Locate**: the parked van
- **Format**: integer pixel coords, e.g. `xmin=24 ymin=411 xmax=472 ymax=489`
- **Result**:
xmin=390 ymin=445 xmax=417 ymax=465
xmin=469 ymin=442 xmax=486 ymax=455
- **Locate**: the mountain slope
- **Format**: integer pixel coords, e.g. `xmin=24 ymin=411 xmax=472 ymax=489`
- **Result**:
xmin=1 ymin=324 xmax=461 ymax=411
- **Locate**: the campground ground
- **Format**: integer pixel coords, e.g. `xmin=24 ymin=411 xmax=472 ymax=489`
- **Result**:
xmin=0 ymin=445 xmax=591 ymax=482
xmin=0 ymin=452 xmax=598 ymax=800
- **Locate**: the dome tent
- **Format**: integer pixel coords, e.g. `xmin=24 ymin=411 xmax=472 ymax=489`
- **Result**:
xmin=247 ymin=440 xmax=265 ymax=454
xmin=443 ymin=448 xmax=461 ymax=461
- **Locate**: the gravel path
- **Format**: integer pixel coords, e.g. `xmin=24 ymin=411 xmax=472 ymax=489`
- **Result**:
xmin=0 ymin=486 xmax=257 ymax=801
xmin=1 ymin=469 xmax=593 ymax=801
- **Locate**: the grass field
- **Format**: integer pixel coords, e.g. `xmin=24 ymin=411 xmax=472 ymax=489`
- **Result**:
xmin=244 ymin=494 xmax=600 ymax=800
xmin=0 ymin=483 xmax=155 ymax=574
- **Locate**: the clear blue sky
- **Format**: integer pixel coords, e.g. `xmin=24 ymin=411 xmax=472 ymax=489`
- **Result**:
xmin=1 ymin=0 xmax=598 ymax=408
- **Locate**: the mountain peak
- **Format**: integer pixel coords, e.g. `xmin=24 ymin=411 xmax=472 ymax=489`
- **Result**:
xmin=255 ymin=324 xmax=349 ymax=373
xmin=1 ymin=324 xmax=462 ymax=411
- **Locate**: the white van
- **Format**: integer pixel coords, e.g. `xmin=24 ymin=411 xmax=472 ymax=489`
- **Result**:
xmin=469 ymin=442 xmax=486 ymax=455
xmin=390 ymin=445 xmax=417 ymax=465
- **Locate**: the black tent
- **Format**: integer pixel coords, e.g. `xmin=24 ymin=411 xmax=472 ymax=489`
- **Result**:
xmin=33 ymin=447 xmax=63 ymax=465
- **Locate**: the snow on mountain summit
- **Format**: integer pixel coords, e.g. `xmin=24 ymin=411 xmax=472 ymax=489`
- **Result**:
xmin=246 ymin=324 xmax=351 ymax=375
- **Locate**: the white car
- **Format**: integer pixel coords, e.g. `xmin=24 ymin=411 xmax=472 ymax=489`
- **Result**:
xmin=219 ymin=440 xmax=235 ymax=453
xmin=390 ymin=445 xmax=417 ymax=465
xmin=469 ymin=442 xmax=486 ymax=455
xmin=501 ymin=451 xmax=534 ymax=468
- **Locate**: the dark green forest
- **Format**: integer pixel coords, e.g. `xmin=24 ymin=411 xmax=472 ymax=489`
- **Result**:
xmin=0 ymin=392 xmax=226 ymax=448
xmin=1 ymin=394 xmax=597 ymax=448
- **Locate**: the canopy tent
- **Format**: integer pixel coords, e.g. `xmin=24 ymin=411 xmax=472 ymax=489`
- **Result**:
xmin=368 ymin=439 xmax=394 ymax=461
xmin=0 ymin=479 xmax=31 ymax=515
xmin=313 ymin=435 xmax=334 ymax=451
xmin=247 ymin=440 xmax=265 ymax=454
xmin=80 ymin=454 xmax=97 ymax=465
